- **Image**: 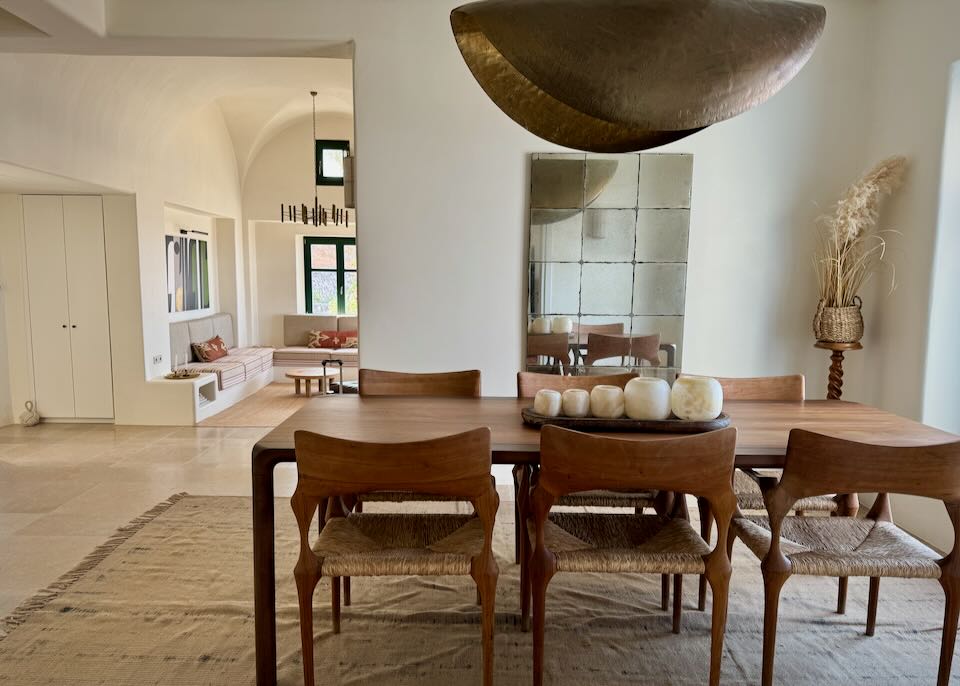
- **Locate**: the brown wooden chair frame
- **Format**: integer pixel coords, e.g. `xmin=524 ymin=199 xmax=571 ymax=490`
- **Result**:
xmin=743 ymin=429 xmax=960 ymax=686
xmin=582 ymin=332 xmax=661 ymax=368
xmin=524 ymin=425 xmax=738 ymax=686
xmin=291 ymin=427 xmax=499 ymax=686
xmin=358 ymin=368 xmax=482 ymax=397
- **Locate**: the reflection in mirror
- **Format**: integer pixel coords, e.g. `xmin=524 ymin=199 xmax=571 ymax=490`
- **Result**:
xmin=530 ymin=210 xmax=582 ymax=262
xmin=580 ymin=263 xmax=633 ymax=314
xmin=525 ymin=152 xmax=693 ymax=380
xmin=528 ymin=262 xmax=580 ymax=316
xmin=582 ymin=209 xmax=636 ymax=262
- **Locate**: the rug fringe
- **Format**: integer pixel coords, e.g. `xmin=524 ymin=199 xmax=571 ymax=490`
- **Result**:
xmin=0 ymin=492 xmax=190 ymax=640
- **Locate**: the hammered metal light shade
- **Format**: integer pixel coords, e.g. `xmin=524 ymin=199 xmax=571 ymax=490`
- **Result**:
xmin=450 ymin=0 xmax=826 ymax=152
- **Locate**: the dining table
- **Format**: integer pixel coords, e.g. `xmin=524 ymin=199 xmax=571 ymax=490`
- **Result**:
xmin=250 ymin=395 xmax=956 ymax=685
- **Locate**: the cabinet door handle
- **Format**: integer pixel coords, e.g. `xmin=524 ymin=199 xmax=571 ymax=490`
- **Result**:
xmin=71 ymin=325 xmax=77 ymax=329
xmin=62 ymin=324 xmax=67 ymax=329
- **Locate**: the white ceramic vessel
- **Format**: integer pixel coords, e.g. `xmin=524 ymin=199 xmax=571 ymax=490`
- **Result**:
xmin=529 ymin=317 xmax=552 ymax=334
xmin=552 ymin=316 xmax=574 ymax=334
xmin=533 ymin=389 xmax=562 ymax=417
xmin=590 ymin=385 xmax=625 ymax=419
xmin=624 ymin=377 xmax=672 ymax=420
xmin=671 ymin=376 xmax=723 ymax=421
xmin=560 ymin=388 xmax=590 ymax=417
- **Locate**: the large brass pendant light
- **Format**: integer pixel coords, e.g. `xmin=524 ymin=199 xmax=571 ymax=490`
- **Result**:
xmin=450 ymin=0 xmax=826 ymax=152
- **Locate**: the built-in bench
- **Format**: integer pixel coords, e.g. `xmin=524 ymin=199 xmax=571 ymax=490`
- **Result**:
xmin=166 ymin=313 xmax=274 ymax=422
xmin=273 ymin=315 xmax=359 ymax=377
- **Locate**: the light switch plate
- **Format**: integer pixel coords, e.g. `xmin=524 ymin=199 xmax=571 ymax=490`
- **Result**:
xmin=152 ymin=354 xmax=163 ymax=365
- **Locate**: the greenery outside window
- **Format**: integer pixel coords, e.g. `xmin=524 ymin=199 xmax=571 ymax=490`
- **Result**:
xmin=304 ymin=237 xmax=357 ymax=315
xmin=315 ymin=139 xmax=350 ymax=186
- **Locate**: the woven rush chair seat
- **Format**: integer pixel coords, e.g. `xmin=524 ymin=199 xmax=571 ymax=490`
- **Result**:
xmin=313 ymin=513 xmax=484 ymax=577
xmin=733 ymin=514 xmax=941 ymax=579
xmin=734 ymin=470 xmax=838 ymax=512
xmin=358 ymin=491 xmax=461 ymax=503
xmin=537 ymin=512 xmax=711 ymax=575
xmin=556 ymin=489 xmax=657 ymax=509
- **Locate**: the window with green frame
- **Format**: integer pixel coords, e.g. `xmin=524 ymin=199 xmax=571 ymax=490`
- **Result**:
xmin=303 ymin=237 xmax=357 ymax=315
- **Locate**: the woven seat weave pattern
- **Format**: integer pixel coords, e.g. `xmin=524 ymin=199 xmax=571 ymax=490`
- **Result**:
xmin=535 ymin=512 xmax=709 ymax=574
xmin=733 ymin=515 xmax=942 ymax=579
xmin=358 ymin=491 xmax=464 ymax=503
xmin=313 ymin=513 xmax=483 ymax=577
xmin=555 ymin=489 xmax=657 ymax=509
xmin=734 ymin=470 xmax=839 ymax=512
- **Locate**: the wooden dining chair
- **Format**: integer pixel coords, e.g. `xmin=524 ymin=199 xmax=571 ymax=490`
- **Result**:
xmin=526 ymin=332 xmax=572 ymax=375
xmin=516 ymin=371 xmax=669 ymax=604
xmin=692 ymin=375 xmax=856 ymax=613
xmin=523 ymin=425 xmax=738 ymax=686
xmin=583 ymin=332 xmax=661 ymax=368
xmin=358 ymin=368 xmax=482 ymax=397
xmin=292 ymin=427 xmax=499 ymax=686
xmin=732 ymin=429 xmax=960 ymax=686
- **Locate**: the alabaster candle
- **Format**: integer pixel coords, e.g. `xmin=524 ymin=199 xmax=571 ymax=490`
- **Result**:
xmin=624 ymin=377 xmax=672 ymax=420
xmin=529 ymin=317 xmax=552 ymax=334
xmin=590 ymin=385 xmax=625 ymax=419
xmin=533 ymin=389 xmax=562 ymax=417
xmin=552 ymin=316 xmax=574 ymax=334
xmin=561 ymin=388 xmax=590 ymax=417
xmin=671 ymin=376 xmax=724 ymax=421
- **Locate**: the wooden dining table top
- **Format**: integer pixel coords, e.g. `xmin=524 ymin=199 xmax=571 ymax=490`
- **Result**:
xmin=253 ymin=396 xmax=957 ymax=466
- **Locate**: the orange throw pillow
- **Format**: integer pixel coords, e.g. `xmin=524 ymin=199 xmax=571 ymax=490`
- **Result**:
xmin=307 ymin=330 xmax=358 ymax=349
xmin=193 ymin=335 xmax=228 ymax=362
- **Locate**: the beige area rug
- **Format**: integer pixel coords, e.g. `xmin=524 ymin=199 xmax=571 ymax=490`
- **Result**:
xmin=199 ymin=383 xmax=309 ymax=427
xmin=0 ymin=495 xmax=952 ymax=685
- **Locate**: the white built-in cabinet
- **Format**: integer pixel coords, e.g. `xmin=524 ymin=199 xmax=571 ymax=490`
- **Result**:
xmin=22 ymin=195 xmax=114 ymax=420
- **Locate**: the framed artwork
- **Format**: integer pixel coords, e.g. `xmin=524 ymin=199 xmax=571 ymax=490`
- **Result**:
xmin=315 ymin=139 xmax=350 ymax=186
xmin=166 ymin=233 xmax=210 ymax=313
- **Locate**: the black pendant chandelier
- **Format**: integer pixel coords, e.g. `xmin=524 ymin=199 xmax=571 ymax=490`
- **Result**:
xmin=280 ymin=91 xmax=349 ymax=227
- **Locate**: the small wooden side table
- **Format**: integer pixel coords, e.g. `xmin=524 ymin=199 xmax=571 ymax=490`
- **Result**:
xmin=814 ymin=341 xmax=862 ymax=400
xmin=285 ymin=368 xmax=333 ymax=397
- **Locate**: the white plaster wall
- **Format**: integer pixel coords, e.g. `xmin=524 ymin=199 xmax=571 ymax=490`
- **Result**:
xmin=924 ymin=62 xmax=960 ymax=436
xmin=0 ymin=56 xmax=244 ymax=423
xmin=0 ymin=196 xmax=16 ymax=426
xmin=241 ymin=115 xmax=356 ymax=346
xmin=252 ymin=221 xmax=355 ymax=348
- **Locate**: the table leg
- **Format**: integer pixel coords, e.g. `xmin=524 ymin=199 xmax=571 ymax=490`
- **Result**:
xmin=294 ymin=379 xmax=301 ymax=395
xmin=305 ymin=379 xmax=313 ymax=397
xmin=253 ymin=458 xmax=278 ymax=686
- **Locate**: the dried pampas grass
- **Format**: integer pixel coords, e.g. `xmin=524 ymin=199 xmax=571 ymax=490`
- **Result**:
xmin=815 ymin=156 xmax=907 ymax=307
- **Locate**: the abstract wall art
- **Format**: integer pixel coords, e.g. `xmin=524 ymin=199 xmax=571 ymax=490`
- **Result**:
xmin=166 ymin=233 xmax=210 ymax=313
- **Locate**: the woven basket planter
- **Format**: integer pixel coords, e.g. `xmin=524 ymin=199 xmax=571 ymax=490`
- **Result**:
xmin=813 ymin=297 xmax=864 ymax=343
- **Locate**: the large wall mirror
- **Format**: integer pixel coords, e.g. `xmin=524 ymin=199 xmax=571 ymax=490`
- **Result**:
xmin=526 ymin=152 xmax=692 ymax=380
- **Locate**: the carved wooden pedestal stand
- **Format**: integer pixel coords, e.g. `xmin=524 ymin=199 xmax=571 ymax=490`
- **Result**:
xmin=814 ymin=341 xmax=863 ymax=400
xmin=814 ymin=339 xmax=863 ymax=614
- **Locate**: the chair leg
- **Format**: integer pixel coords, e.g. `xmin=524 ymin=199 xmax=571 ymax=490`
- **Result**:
xmin=705 ymin=568 xmax=731 ymax=686
xmin=512 ymin=466 xmax=523 ymax=564
xmin=521 ymin=536 xmax=531 ymax=632
xmin=938 ymin=576 xmax=960 ymax=686
xmin=294 ymin=567 xmax=321 ymax=686
xmin=698 ymin=497 xmax=714 ymax=612
xmin=761 ymin=570 xmax=789 ymax=686
xmin=672 ymin=574 xmax=683 ymax=634
xmin=344 ymin=576 xmax=352 ymax=607
xmin=661 ymin=574 xmax=670 ymax=611
xmin=331 ymin=576 xmax=342 ymax=634
xmin=474 ymin=568 xmax=498 ymax=686
xmin=532 ymin=560 xmax=556 ymax=686
xmin=866 ymin=576 xmax=880 ymax=636
xmin=837 ymin=576 xmax=848 ymax=614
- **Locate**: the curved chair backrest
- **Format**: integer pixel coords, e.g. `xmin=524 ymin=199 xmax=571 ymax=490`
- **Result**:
xmin=294 ymin=427 xmax=493 ymax=499
xmin=526 ymin=333 xmax=570 ymax=360
xmin=779 ymin=429 xmax=960 ymax=505
xmin=583 ymin=333 xmax=660 ymax=367
xmin=712 ymin=375 xmax=805 ymax=401
xmin=574 ymin=322 xmax=624 ymax=337
xmin=358 ymin=368 xmax=481 ymax=397
xmin=516 ymin=371 xmax=636 ymax=398
xmin=537 ymin=425 xmax=738 ymax=504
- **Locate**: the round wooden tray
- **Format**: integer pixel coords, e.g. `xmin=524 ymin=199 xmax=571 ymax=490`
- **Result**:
xmin=521 ymin=407 xmax=730 ymax=433
xmin=164 ymin=371 xmax=202 ymax=380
